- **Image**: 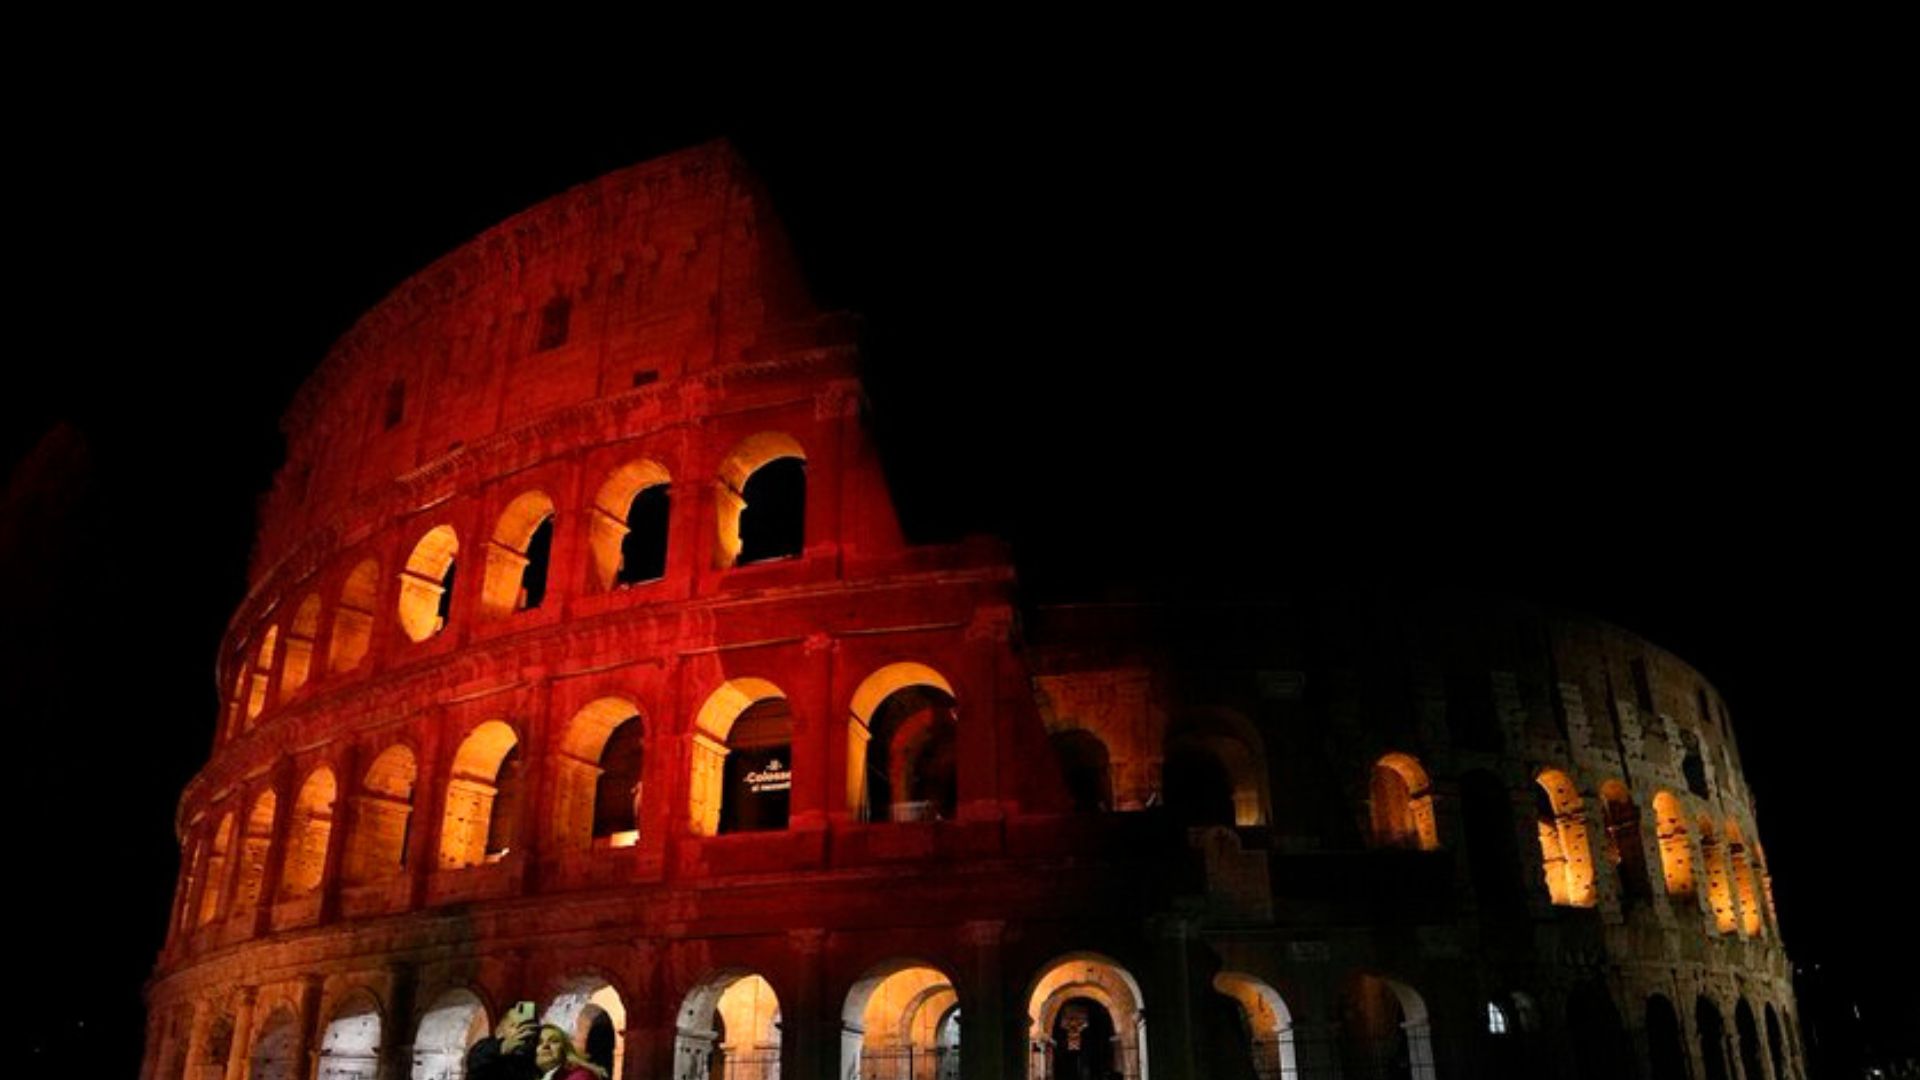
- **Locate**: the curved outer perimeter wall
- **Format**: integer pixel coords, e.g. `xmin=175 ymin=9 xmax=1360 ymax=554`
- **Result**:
xmin=144 ymin=143 xmax=1800 ymax=1080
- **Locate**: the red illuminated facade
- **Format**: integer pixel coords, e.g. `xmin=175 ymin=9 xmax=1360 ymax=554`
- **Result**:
xmin=144 ymin=143 xmax=1801 ymax=1080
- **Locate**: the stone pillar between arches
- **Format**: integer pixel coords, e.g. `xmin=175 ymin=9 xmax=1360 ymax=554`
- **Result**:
xmin=959 ymin=920 xmax=1008 ymax=1080
xmin=224 ymin=987 xmax=258 ymax=1080
xmin=785 ymin=929 xmax=829 ymax=1080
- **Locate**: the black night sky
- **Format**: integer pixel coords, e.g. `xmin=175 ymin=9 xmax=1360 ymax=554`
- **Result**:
xmin=2 ymin=84 xmax=1906 ymax=1075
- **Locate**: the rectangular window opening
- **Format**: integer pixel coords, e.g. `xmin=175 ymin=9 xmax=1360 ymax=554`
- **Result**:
xmin=537 ymin=296 xmax=572 ymax=352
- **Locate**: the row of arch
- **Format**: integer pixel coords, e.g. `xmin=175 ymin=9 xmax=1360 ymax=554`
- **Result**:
xmin=177 ymin=663 xmax=966 ymax=934
xmin=169 ymin=957 xmax=1804 ymax=1080
xmin=177 ymin=955 xmax=1449 ymax=1080
xmin=222 ymin=432 xmax=811 ymax=742
xmin=164 ymin=944 xmax=1810 ymax=1080
xmin=1365 ymin=754 xmax=1776 ymax=937
xmin=179 ymin=683 xmax=1776 ymax=949
xmin=1645 ymin=992 xmax=1802 ymax=1080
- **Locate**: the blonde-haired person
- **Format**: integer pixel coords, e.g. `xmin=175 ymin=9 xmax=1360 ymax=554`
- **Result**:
xmin=533 ymin=1024 xmax=609 ymax=1080
xmin=466 ymin=1015 xmax=609 ymax=1080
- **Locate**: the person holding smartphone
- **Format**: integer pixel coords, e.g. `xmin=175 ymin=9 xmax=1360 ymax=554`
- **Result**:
xmin=465 ymin=1001 xmax=540 ymax=1080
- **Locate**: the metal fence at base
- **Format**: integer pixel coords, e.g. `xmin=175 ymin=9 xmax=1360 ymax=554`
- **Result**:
xmin=718 ymin=1047 xmax=782 ymax=1080
xmin=858 ymin=1045 xmax=960 ymax=1080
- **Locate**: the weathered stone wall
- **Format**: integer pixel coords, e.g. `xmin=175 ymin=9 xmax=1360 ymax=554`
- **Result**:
xmin=147 ymin=144 xmax=1799 ymax=1080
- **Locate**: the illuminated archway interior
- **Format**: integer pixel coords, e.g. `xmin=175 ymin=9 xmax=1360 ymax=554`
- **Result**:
xmin=840 ymin=962 xmax=960 ymax=1080
xmin=673 ymin=972 xmax=781 ymax=1080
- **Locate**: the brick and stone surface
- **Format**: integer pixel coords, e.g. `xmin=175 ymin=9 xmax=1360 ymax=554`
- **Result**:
xmin=144 ymin=142 xmax=1801 ymax=1080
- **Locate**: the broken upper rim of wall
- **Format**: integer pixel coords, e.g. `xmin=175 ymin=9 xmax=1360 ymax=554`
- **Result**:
xmin=254 ymin=140 xmax=827 ymax=583
xmin=286 ymin=140 xmax=815 ymax=427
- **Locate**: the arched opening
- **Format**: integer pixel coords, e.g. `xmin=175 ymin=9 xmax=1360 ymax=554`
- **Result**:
xmin=1765 ymin=1003 xmax=1787 ymax=1080
xmin=331 ymin=558 xmax=380 ymax=672
xmin=1700 ymin=818 xmax=1737 ymax=933
xmin=1735 ymin=1000 xmax=1764 ymax=1080
xmin=318 ymin=992 xmax=383 ymax=1080
xmin=546 ymin=976 xmax=628 ymax=1080
xmin=176 ymin=837 xmax=205 ymax=934
xmin=159 ymin=1005 xmax=190 ymax=1080
xmin=1050 ymin=730 xmax=1113 ymax=814
xmin=197 ymin=812 xmax=234 ymax=925
xmin=412 ymin=988 xmax=489 ymax=1080
xmin=234 ymin=791 xmax=276 ymax=916
xmin=861 ymin=684 xmax=959 ymax=823
xmin=737 ymin=459 xmax=806 ymax=565
xmin=398 ymin=525 xmax=459 ymax=642
xmin=1599 ymin=780 xmax=1653 ymax=905
xmin=1477 ymin=993 xmax=1546 ymax=1080
xmin=480 ymin=491 xmax=557 ymax=618
xmin=589 ymin=460 xmax=671 ymax=590
xmin=439 ymin=721 xmax=522 ymax=868
xmin=1461 ymin=769 xmax=1525 ymax=916
xmin=1163 ymin=713 xmax=1268 ymax=828
xmin=689 ymin=679 xmax=791 ymax=837
xmin=1534 ymin=769 xmax=1596 ymax=907
xmin=1336 ymin=973 xmax=1436 ymax=1080
xmin=594 ymin=717 xmax=646 ymax=845
xmin=554 ymin=698 xmax=646 ymax=850
xmin=1370 ymin=753 xmax=1439 ymax=851
xmin=721 ymin=701 xmax=793 ymax=834
xmin=1696 ymin=997 xmax=1730 ymax=1080
xmin=1646 ymin=994 xmax=1688 ymax=1080
xmin=716 ymin=433 xmax=806 ymax=567
xmin=344 ymin=745 xmax=417 ymax=883
xmin=1163 ymin=741 xmax=1235 ymax=827
xmin=1567 ymin=981 xmax=1630 ymax=1080
xmin=224 ymin=665 xmax=247 ymax=741
xmin=1027 ymin=954 xmax=1149 ymax=1080
xmin=250 ymin=1006 xmax=301 ymax=1080
xmin=279 ymin=767 xmax=337 ymax=899
xmin=1213 ymin=972 xmax=1295 ymax=1080
xmin=1728 ymin=821 xmax=1764 ymax=937
xmin=841 ymin=961 xmax=960 ymax=1080
xmin=1682 ymin=746 xmax=1711 ymax=799
xmin=848 ymin=664 xmax=959 ymax=822
xmin=282 ymin=593 xmax=321 ymax=699
xmin=205 ymin=1011 xmax=236 ymax=1078
xmin=674 ymin=972 xmax=782 ymax=1080
xmin=246 ymin=626 xmax=278 ymax=726
xmin=1652 ymin=792 xmax=1696 ymax=899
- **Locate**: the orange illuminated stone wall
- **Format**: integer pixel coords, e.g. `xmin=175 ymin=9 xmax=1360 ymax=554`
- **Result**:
xmin=143 ymin=144 xmax=1802 ymax=1080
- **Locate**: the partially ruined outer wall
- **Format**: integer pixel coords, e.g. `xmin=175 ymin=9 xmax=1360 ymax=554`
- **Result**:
xmin=147 ymin=143 xmax=1800 ymax=1080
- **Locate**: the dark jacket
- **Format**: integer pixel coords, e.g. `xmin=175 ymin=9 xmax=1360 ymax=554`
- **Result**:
xmin=465 ymin=1036 xmax=540 ymax=1080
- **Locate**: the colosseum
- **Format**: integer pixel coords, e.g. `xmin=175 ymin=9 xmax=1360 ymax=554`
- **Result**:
xmin=141 ymin=141 xmax=1801 ymax=1080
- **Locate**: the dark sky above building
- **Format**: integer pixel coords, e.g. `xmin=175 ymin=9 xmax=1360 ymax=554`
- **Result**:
xmin=1 ymin=86 xmax=1906 ymax=1071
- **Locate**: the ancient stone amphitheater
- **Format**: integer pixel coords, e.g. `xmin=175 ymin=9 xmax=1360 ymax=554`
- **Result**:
xmin=143 ymin=142 xmax=1801 ymax=1080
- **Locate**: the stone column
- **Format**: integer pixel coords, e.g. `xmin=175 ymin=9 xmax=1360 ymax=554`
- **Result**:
xmin=295 ymin=974 xmax=323 ymax=1080
xmin=958 ymin=614 xmax=1009 ymax=820
xmin=789 ymin=634 xmax=834 ymax=830
xmin=224 ymin=987 xmax=258 ymax=1080
xmin=519 ymin=678 xmax=555 ymax=893
xmin=785 ymin=929 xmax=830 ymax=1080
xmin=958 ymin=920 xmax=1008 ymax=1080
xmin=380 ymin=964 xmax=418 ymax=1080
xmin=180 ymin=998 xmax=212 ymax=1080
xmin=253 ymin=766 xmax=295 ymax=937
xmin=618 ymin=940 xmax=666 ymax=1080
xmin=319 ymin=744 xmax=360 ymax=925
xmin=407 ymin=707 xmax=448 ymax=910
xmin=138 ymin=1005 xmax=165 ymax=1080
xmin=1149 ymin=915 xmax=1198 ymax=1080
